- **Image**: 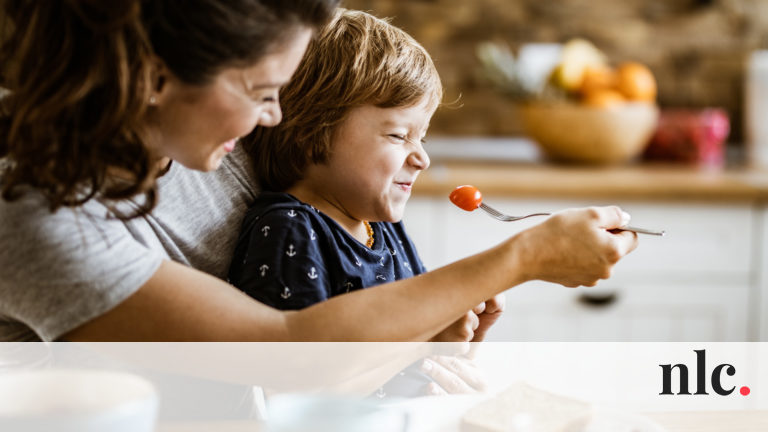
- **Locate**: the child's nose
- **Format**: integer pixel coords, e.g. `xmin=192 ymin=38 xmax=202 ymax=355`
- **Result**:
xmin=409 ymin=146 xmax=430 ymax=170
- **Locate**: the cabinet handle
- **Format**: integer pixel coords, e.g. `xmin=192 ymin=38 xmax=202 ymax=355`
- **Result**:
xmin=577 ymin=290 xmax=619 ymax=308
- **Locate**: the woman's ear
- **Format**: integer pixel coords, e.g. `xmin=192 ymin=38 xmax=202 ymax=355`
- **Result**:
xmin=148 ymin=57 xmax=170 ymax=105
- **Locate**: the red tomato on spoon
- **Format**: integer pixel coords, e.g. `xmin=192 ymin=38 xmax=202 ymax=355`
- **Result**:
xmin=449 ymin=185 xmax=482 ymax=211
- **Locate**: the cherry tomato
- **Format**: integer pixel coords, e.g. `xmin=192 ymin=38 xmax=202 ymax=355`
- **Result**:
xmin=449 ymin=185 xmax=482 ymax=211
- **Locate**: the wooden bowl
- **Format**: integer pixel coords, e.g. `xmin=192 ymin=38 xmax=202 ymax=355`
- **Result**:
xmin=520 ymin=102 xmax=659 ymax=164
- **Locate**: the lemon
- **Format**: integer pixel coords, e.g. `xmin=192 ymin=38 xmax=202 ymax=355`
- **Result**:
xmin=549 ymin=38 xmax=607 ymax=92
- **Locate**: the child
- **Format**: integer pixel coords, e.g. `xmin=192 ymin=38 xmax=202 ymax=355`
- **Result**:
xmin=229 ymin=9 xmax=443 ymax=313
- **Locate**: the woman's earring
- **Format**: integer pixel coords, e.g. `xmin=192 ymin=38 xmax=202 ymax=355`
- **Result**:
xmin=148 ymin=95 xmax=157 ymax=105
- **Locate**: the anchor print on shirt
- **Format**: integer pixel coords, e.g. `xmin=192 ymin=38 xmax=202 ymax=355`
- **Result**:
xmin=307 ymin=267 xmax=318 ymax=280
xmin=280 ymin=286 xmax=292 ymax=299
xmin=390 ymin=248 xmax=397 ymax=256
xmin=259 ymin=264 xmax=269 ymax=277
xmin=261 ymin=226 xmax=271 ymax=237
xmin=375 ymin=274 xmax=387 ymax=282
xmin=343 ymin=281 xmax=355 ymax=293
xmin=310 ymin=230 xmax=316 ymax=241
xmin=403 ymin=261 xmax=412 ymax=272
xmin=353 ymin=255 xmax=361 ymax=267
xmin=379 ymin=257 xmax=386 ymax=267
xmin=285 ymin=244 xmax=297 ymax=257
xmin=287 ymin=210 xmax=297 ymax=218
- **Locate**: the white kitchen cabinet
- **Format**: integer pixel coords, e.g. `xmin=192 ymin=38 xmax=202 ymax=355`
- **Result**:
xmin=758 ymin=207 xmax=768 ymax=341
xmin=403 ymin=196 xmax=760 ymax=341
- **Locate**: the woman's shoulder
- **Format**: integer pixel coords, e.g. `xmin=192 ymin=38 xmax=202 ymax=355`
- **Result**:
xmin=0 ymin=189 xmax=141 ymax=253
xmin=1 ymin=188 xmax=102 ymax=228
xmin=0 ymin=190 xmax=165 ymax=342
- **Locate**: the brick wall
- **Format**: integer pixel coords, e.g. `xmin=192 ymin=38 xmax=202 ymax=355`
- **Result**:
xmin=343 ymin=0 xmax=768 ymax=142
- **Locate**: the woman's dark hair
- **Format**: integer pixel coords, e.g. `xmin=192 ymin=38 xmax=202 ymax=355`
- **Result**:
xmin=0 ymin=0 xmax=337 ymax=218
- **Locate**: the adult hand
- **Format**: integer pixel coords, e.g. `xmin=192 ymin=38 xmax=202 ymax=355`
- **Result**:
xmin=512 ymin=206 xmax=638 ymax=288
xmin=420 ymin=354 xmax=487 ymax=395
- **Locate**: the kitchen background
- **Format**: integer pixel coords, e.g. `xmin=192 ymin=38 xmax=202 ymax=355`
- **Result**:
xmin=2 ymin=2 xmax=767 ymax=341
xmin=345 ymin=0 xmax=768 ymax=144
xmin=344 ymin=0 xmax=768 ymax=342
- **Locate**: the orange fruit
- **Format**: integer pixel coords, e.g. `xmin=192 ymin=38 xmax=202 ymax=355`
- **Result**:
xmin=616 ymin=62 xmax=657 ymax=101
xmin=579 ymin=65 xmax=618 ymax=96
xmin=583 ymin=89 xmax=626 ymax=108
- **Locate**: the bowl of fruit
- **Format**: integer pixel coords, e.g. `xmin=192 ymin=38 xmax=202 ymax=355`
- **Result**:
xmin=519 ymin=101 xmax=659 ymax=165
xmin=479 ymin=39 xmax=660 ymax=164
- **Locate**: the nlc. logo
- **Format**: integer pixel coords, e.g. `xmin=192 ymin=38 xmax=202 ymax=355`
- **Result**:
xmin=660 ymin=349 xmax=750 ymax=396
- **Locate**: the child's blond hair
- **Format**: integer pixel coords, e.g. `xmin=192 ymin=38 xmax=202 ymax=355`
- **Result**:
xmin=246 ymin=8 xmax=443 ymax=192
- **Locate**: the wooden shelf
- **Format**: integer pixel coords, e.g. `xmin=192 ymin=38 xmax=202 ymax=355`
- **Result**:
xmin=414 ymin=161 xmax=768 ymax=202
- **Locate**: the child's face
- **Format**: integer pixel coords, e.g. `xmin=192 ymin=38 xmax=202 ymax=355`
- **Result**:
xmin=310 ymin=96 xmax=433 ymax=223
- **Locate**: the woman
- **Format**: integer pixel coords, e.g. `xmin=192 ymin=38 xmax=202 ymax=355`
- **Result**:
xmin=0 ymin=0 xmax=637 ymax=342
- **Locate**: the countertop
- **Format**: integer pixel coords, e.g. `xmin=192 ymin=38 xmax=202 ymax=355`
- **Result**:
xmin=415 ymin=137 xmax=768 ymax=202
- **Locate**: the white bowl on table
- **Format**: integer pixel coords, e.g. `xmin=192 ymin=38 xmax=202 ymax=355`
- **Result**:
xmin=0 ymin=369 xmax=159 ymax=432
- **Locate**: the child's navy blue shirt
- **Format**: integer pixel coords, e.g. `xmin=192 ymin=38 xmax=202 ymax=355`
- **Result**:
xmin=228 ymin=192 xmax=427 ymax=310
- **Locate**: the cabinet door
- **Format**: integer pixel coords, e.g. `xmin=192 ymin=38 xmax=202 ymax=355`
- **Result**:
xmin=759 ymin=206 xmax=768 ymax=341
xmin=437 ymin=197 xmax=752 ymax=274
xmin=485 ymin=276 xmax=750 ymax=341
xmin=402 ymin=197 xmax=755 ymax=341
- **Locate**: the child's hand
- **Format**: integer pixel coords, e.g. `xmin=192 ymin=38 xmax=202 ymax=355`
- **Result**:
xmin=471 ymin=294 xmax=506 ymax=342
xmin=429 ymin=293 xmax=505 ymax=343
xmin=429 ymin=308 xmax=481 ymax=342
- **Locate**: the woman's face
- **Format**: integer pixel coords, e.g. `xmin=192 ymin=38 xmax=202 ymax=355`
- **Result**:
xmin=301 ymin=97 xmax=434 ymax=224
xmin=145 ymin=27 xmax=313 ymax=171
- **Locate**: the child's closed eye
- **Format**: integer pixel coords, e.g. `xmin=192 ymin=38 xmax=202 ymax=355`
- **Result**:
xmin=387 ymin=134 xmax=428 ymax=146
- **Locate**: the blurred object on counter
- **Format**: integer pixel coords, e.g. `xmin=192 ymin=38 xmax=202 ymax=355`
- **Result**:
xmin=745 ymin=50 xmax=768 ymax=169
xmin=461 ymin=382 xmax=592 ymax=432
xmin=548 ymin=38 xmax=607 ymax=96
xmin=643 ymin=109 xmax=730 ymax=167
xmin=477 ymin=37 xmax=658 ymax=106
xmin=615 ymin=62 xmax=657 ymax=102
xmin=520 ymin=102 xmax=659 ymax=165
xmin=476 ymin=41 xmax=562 ymax=99
xmin=476 ymin=41 xmax=521 ymax=96
xmin=517 ymin=43 xmax=563 ymax=95
xmin=548 ymin=45 xmax=658 ymax=107
xmin=479 ymin=37 xmax=660 ymax=165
